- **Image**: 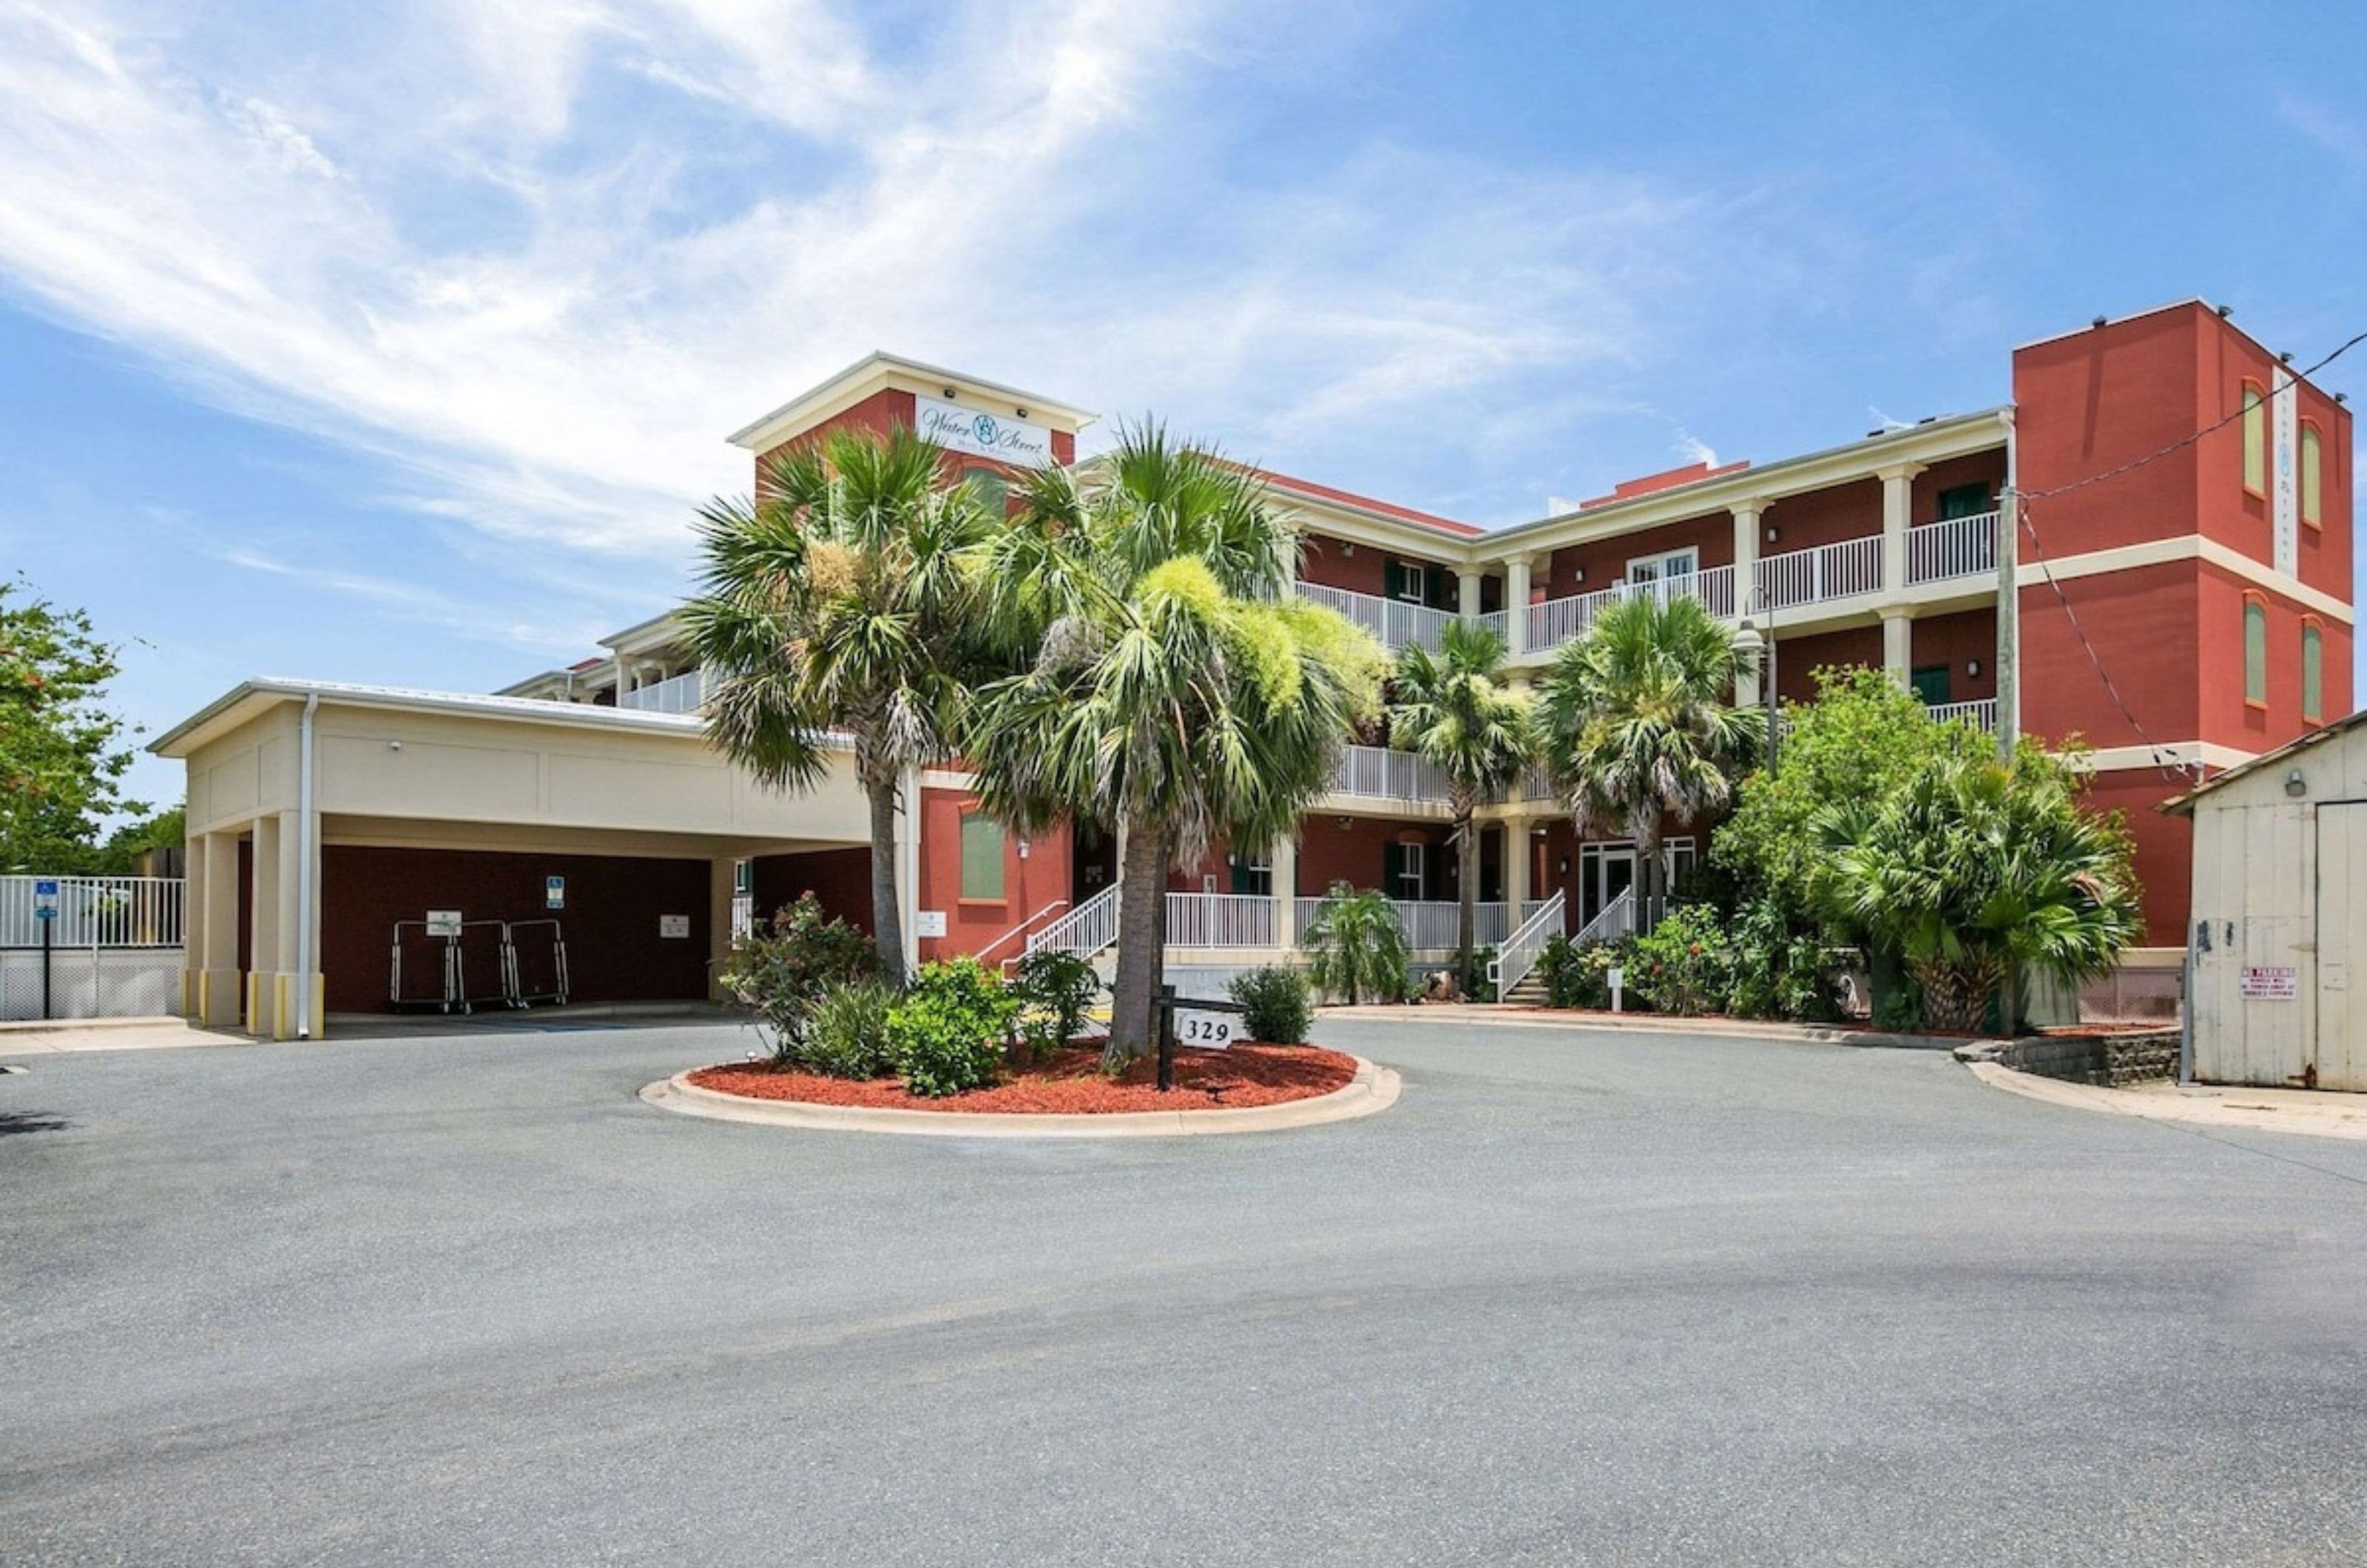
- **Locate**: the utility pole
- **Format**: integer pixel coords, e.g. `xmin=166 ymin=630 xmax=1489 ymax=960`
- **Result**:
xmin=1995 ymin=484 xmax=2018 ymax=763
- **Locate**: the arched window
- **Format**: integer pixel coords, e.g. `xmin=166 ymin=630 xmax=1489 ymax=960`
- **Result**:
xmin=2303 ymin=620 xmax=2324 ymax=724
xmin=2241 ymin=382 xmax=2266 ymax=496
xmin=2243 ymin=595 xmax=2269 ymax=708
xmin=2301 ymin=422 xmax=2323 ymax=528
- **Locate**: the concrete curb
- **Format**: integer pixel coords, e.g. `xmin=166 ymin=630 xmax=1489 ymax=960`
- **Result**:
xmin=1965 ymin=1061 xmax=2367 ymax=1142
xmin=639 ymin=1055 xmax=1402 ymax=1139
xmin=1317 ymin=1005 xmax=1971 ymax=1052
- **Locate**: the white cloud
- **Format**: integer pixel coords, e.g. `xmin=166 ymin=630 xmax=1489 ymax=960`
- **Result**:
xmin=1672 ymin=428 xmax=1718 ymax=468
xmin=0 ymin=0 xmax=1721 ymax=578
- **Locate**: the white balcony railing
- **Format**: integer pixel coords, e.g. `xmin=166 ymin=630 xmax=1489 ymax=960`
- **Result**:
xmin=1905 ymin=511 xmax=1999 ymax=585
xmin=1476 ymin=609 xmax=1510 ymax=643
xmin=618 ymin=668 xmax=710 ymax=714
xmin=1330 ymin=744 xmax=1454 ymax=804
xmin=1295 ymin=581 xmax=1459 ymax=652
xmin=1755 ymin=535 xmax=1883 ymax=612
xmin=1927 ymin=697 xmax=1999 ymax=734
xmin=1526 ymin=564 xmax=1738 ymax=654
xmin=1165 ymin=893 xmax=1280 ymax=948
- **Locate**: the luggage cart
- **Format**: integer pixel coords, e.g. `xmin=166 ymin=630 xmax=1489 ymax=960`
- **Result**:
xmin=389 ymin=920 xmax=462 ymax=1013
xmin=507 ymin=919 xmax=570 ymax=1007
xmin=454 ymin=919 xmax=520 ymax=1013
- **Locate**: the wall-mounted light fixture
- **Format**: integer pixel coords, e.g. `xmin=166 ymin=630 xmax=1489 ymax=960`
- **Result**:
xmin=942 ymin=387 xmax=958 ymax=399
xmin=1340 ymin=541 xmax=1355 ymax=556
xmin=2286 ymin=768 xmax=2308 ymax=799
xmin=1336 ymin=816 xmax=1353 ymax=832
xmin=387 ymin=739 xmax=402 ymax=751
xmin=1765 ymin=525 xmax=1780 ymax=543
xmin=1015 ymin=407 xmax=1028 ymax=418
xmin=1570 ymin=565 xmax=1585 ymax=583
xmin=1967 ymin=658 xmax=1982 ymax=679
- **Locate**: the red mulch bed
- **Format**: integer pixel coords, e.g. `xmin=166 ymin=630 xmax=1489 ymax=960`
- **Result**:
xmin=688 ymin=1043 xmax=1358 ymax=1114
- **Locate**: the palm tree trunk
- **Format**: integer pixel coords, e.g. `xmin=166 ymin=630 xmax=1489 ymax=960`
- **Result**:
xmin=865 ymin=778 xmax=906 ymax=986
xmin=1636 ymin=817 xmax=1662 ymax=935
xmin=1105 ymin=817 xmax=1169 ymax=1069
xmin=1456 ymin=814 xmax=1477 ymax=998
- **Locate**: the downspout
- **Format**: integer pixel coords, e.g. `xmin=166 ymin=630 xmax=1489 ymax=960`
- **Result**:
xmin=296 ymin=691 xmax=319 ymax=1040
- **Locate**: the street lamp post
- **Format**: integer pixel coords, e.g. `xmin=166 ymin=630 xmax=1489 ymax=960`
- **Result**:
xmin=1740 ymin=588 xmax=1779 ymax=776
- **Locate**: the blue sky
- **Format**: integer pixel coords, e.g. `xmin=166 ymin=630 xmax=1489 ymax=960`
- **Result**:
xmin=1 ymin=0 xmax=2363 ymax=812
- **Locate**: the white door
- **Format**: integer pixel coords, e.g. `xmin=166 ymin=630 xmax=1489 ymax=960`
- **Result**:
xmin=2317 ymin=802 xmax=2365 ymax=1091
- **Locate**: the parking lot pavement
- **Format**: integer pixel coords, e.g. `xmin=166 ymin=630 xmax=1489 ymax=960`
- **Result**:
xmin=5 ymin=1015 xmax=2367 ymax=1566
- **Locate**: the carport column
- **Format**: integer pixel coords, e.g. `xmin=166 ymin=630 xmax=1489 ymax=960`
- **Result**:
xmin=1881 ymin=609 xmax=1914 ymax=688
xmin=895 ymin=767 xmax=922 ymax=976
xmin=246 ymin=815 xmax=280 ymax=1038
xmin=192 ymin=831 xmax=242 ymax=1027
xmin=706 ymin=856 xmax=741 ymax=1001
xmin=1270 ymin=832 xmax=1299 ymax=947
xmin=1877 ymin=462 xmax=1922 ymax=593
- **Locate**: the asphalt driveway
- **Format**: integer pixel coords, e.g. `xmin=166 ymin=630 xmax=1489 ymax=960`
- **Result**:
xmin=5 ymin=1016 xmax=2366 ymax=1565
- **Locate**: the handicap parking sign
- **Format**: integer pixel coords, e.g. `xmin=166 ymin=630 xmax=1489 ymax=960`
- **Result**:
xmin=33 ymin=878 xmax=59 ymax=920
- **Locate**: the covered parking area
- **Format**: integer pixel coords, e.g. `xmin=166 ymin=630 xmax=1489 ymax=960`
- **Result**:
xmin=152 ymin=680 xmax=875 ymax=1039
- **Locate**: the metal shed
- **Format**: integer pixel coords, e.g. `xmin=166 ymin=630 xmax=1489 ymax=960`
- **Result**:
xmin=2166 ymin=711 xmax=2367 ymax=1091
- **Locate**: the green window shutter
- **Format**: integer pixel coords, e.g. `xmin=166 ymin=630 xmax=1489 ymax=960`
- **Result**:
xmin=1937 ymin=482 xmax=1992 ymax=520
xmin=1382 ymin=560 xmax=1403 ymax=601
xmin=1911 ymin=666 xmax=1951 ymax=706
xmin=959 ymin=814 xmax=1005 ymax=901
xmin=2303 ymin=625 xmax=2323 ymax=722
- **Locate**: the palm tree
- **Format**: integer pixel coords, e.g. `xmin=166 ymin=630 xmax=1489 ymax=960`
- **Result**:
xmin=1536 ymin=593 xmax=1760 ymax=933
xmin=1820 ymin=747 xmax=2140 ymax=1032
xmin=1301 ymin=885 xmax=1411 ymax=1004
xmin=681 ymin=426 xmax=999 ymax=984
xmin=1388 ymin=621 xmax=1532 ymax=997
xmin=965 ymin=426 xmax=1385 ymax=1066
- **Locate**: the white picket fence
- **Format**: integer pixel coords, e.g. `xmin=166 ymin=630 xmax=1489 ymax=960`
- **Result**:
xmin=0 ymin=875 xmax=186 ymax=1021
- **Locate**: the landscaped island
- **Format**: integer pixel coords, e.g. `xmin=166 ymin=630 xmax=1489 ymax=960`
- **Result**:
xmin=689 ymin=1041 xmax=1357 ymax=1115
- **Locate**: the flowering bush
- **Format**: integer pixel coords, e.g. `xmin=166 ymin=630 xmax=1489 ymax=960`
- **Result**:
xmin=1534 ymin=934 xmax=1639 ymax=1010
xmin=1627 ymin=905 xmax=1736 ymax=1016
xmin=717 ymin=894 xmax=877 ymax=1065
xmin=887 ymin=959 xmax=1020 ymax=1097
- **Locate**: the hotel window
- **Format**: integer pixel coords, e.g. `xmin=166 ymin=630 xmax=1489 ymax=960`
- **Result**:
xmin=1385 ymin=558 xmax=1431 ymax=605
xmin=1385 ymin=841 xmax=1427 ymax=901
xmin=962 ymin=465 xmax=1008 ymax=516
xmin=2301 ymin=423 xmax=2323 ymax=528
xmin=2243 ymin=597 xmax=2269 ymax=708
xmin=2303 ymin=621 xmax=2324 ymax=723
xmin=1936 ymin=482 xmax=1993 ymax=520
xmin=959 ymin=812 xmax=1005 ymax=902
xmin=2241 ymin=383 xmax=2266 ymax=495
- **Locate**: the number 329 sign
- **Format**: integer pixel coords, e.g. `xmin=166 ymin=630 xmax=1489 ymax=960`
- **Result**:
xmin=1173 ymin=1009 xmax=1237 ymax=1048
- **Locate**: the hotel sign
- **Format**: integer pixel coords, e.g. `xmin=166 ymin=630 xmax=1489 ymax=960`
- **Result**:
xmin=914 ymin=402 xmax=1053 ymax=467
xmin=2271 ymin=368 xmax=2298 ymax=578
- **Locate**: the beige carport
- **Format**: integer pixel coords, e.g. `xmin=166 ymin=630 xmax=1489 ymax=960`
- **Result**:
xmin=152 ymin=680 xmax=879 ymax=1040
xmin=2167 ymin=708 xmax=2367 ymax=1092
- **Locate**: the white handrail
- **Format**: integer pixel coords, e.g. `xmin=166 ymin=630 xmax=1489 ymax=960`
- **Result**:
xmin=1488 ymin=890 xmax=1566 ymax=997
xmin=981 ymin=898 xmax=1070 ymax=971
xmin=1164 ymin=893 xmax=1280 ymax=948
xmin=1755 ymin=534 xmax=1883 ymax=610
xmin=1524 ymin=564 xmax=1738 ymax=653
xmin=1926 ymin=697 xmax=1999 ymax=733
xmin=1024 ymin=882 xmax=1121 ymax=959
xmin=1571 ymin=885 xmax=1635 ymax=945
xmin=1296 ymin=581 xmax=1460 ymax=652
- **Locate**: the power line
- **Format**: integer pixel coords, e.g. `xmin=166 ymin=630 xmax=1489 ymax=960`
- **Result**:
xmin=2022 ymin=324 xmax=2366 ymax=503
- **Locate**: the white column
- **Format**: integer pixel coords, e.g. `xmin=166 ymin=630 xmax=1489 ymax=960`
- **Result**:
xmin=1878 ymin=464 xmax=1922 ymax=593
xmin=1732 ymin=501 xmax=1766 ymax=709
xmin=1505 ymin=820 xmax=1533 ymax=911
xmin=1881 ymin=609 xmax=1913 ymax=686
xmin=708 ymin=856 xmax=740 ymax=1001
xmin=895 ymin=768 xmax=922 ymax=976
xmin=1271 ymin=832 xmax=1300 ymax=947
xmin=1456 ymin=570 xmax=1482 ymax=624
xmin=1505 ymin=557 xmax=1533 ymax=658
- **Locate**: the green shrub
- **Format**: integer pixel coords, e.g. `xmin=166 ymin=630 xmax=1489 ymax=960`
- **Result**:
xmin=717 ymin=894 xmax=877 ymax=1065
xmin=887 ymin=959 xmax=1020 ymax=1097
xmin=1303 ymin=885 xmax=1411 ymax=1004
xmin=1228 ymin=966 xmax=1313 ymax=1044
xmin=802 ymin=980 xmax=896 ymax=1078
xmin=1629 ymin=905 xmax=1735 ymax=1015
xmin=1536 ymin=934 xmax=1639 ymax=1009
xmin=1726 ymin=899 xmax=1846 ymax=1022
xmin=1011 ymin=950 xmax=1101 ymax=1062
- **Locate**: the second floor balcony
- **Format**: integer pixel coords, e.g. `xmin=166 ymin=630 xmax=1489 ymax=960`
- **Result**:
xmin=1296 ymin=581 xmax=1509 ymax=653
xmin=1524 ymin=510 xmax=1999 ymax=655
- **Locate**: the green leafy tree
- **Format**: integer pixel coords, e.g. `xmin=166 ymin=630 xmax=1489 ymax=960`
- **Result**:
xmin=1302 ymin=885 xmax=1411 ymax=1004
xmin=965 ymin=426 xmax=1385 ymax=1066
xmin=682 ymin=427 xmax=1000 ymax=983
xmin=1388 ymin=621 xmax=1532 ymax=997
xmin=0 ymin=578 xmax=143 ymax=873
xmin=1820 ymin=747 xmax=2141 ymax=1032
xmin=1713 ymin=666 xmax=1990 ymax=925
xmin=1535 ymin=593 xmax=1759 ymax=933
